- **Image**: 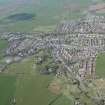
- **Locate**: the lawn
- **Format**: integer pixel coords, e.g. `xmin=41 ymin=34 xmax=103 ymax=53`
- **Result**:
xmin=96 ymin=53 xmax=105 ymax=78
xmin=2 ymin=56 xmax=71 ymax=105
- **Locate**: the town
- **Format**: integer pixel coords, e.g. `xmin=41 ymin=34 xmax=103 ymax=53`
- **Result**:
xmin=1 ymin=14 xmax=105 ymax=105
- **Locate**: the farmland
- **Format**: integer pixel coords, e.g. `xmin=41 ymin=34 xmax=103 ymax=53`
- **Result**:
xmin=1 ymin=56 xmax=71 ymax=105
xmin=0 ymin=0 xmax=92 ymax=32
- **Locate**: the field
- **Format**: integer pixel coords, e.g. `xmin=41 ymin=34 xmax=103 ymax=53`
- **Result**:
xmin=0 ymin=75 xmax=16 ymax=105
xmin=0 ymin=0 xmax=92 ymax=32
xmin=0 ymin=56 xmax=71 ymax=105
xmin=0 ymin=39 xmax=8 ymax=60
xmin=96 ymin=53 xmax=105 ymax=78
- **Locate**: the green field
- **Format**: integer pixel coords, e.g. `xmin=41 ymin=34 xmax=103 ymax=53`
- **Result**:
xmin=53 ymin=95 xmax=72 ymax=105
xmin=0 ymin=56 xmax=71 ymax=105
xmin=0 ymin=39 xmax=8 ymax=60
xmin=0 ymin=75 xmax=16 ymax=105
xmin=0 ymin=0 xmax=92 ymax=32
xmin=96 ymin=53 xmax=105 ymax=78
xmin=0 ymin=40 xmax=8 ymax=50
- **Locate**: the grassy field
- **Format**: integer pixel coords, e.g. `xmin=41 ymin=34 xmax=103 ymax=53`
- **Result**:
xmin=96 ymin=53 xmax=105 ymax=78
xmin=0 ymin=75 xmax=16 ymax=105
xmin=0 ymin=0 xmax=92 ymax=32
xmin=53 ymin=95 xmax=72 ymax=105
xmin=0 ymin=40 xmax=7 ymax=50
xmin=0 ymin=42 xmax=16 ymax=105
xmin=0 ymin=56 xmax=72 ymax=105
xmin=0 ymin=39 xmax=8 ymax=60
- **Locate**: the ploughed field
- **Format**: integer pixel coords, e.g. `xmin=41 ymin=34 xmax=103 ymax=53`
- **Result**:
xmin=0 ymin=56 xmax=71 ymax=105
